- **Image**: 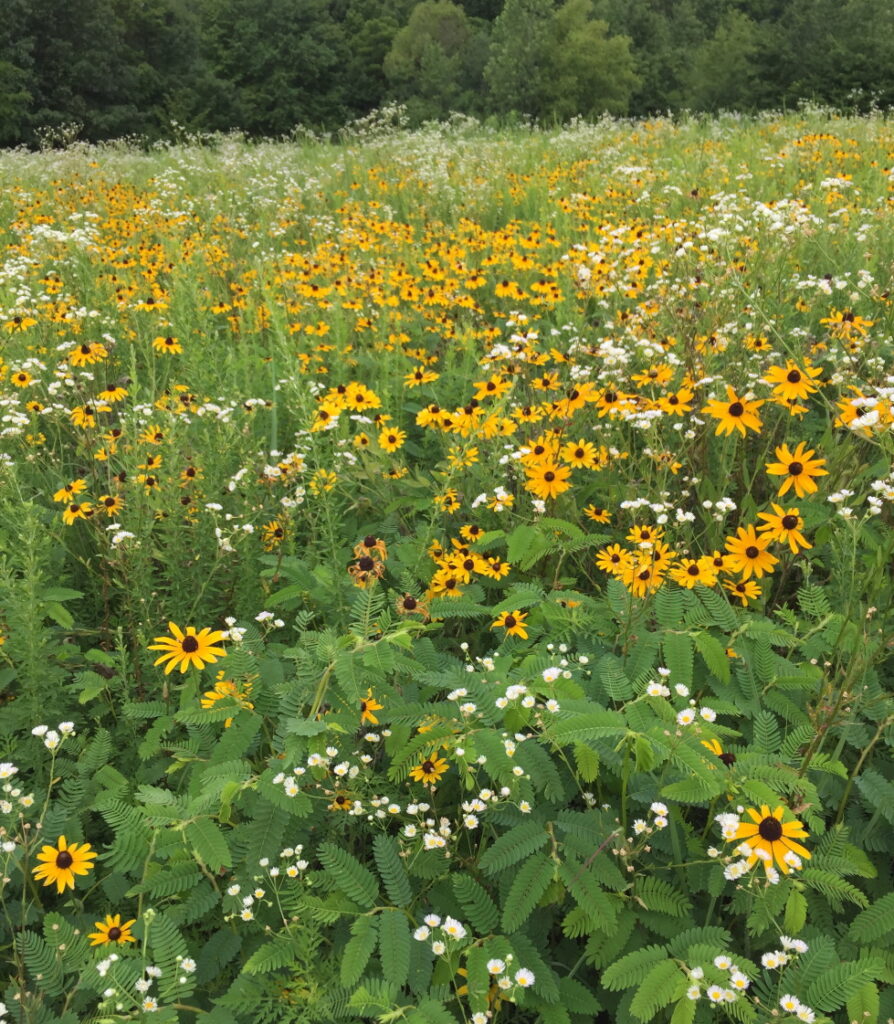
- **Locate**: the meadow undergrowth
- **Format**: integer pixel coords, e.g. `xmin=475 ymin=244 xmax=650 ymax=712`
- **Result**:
xmin=0 ymin=111 xmax=892 ymax=1024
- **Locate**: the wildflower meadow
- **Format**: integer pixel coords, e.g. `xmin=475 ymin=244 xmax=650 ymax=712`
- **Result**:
xmin=0 ymin=110 xmax=893 ymax=1024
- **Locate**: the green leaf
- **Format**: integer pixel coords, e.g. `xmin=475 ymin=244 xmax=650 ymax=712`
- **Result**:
xmin=848 ymin=892 xmax=894 ymax=943
xmin=319 ymin=842 xmax=380 ymax=908
xmin=574 ymin=742 xmax=599 ymax=782
xmin=549 ymin=709 xmax=627 ymax=745
xmin=783 ymin=887 xmax=807 ymax=935
xmin=669 ymin=995 xmax=697 ymax=1024
xmin=634 ymin=877 xmax=689 ymax=918
xmin=243 ymin=933 xmax=298 ymax=974
xmin=801 ymin=868 xmax=869 ymax=910
xmin=751 ymin=710 xmax=781 ymax=754
xmin=18 ymin=930 xmax=65 ymax=997
xmin=379 ymin=908 xmax=411 ymax=989
xmin=846 ymin=981 xmax=879 ymax=1024
xmin=185 ymin=818 xmax=232 ymax=871
xmin=662 ymin=632 xmax=693 ymax=689
xmin=452 ymin=874 xmax=500 ymax=933
xmin=629 ymin=959 xmax=683 ymax=1021
xmin=501 ymin=853 xmax=554 ymax=932
xmin=373 ymin=834 xmax=413 ymax=907
xmin=694 ymin=633 xmax=730 ymax=684
xmin=341 ymin=916 xmax=379 ymax=987
xmin=602 ymin=944 xmax=668 ymax=991
xmin=478 ymin=819 xmax=548 ymax=876
xmin=806 ymin=961 xmax=878 ymax=1012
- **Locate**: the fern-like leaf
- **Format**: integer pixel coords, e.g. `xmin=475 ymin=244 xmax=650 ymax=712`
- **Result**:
xmin=319 ymin=842 xmax=380 ymax=908
xmin=601 ymin=944 xmax=668 ymax=991
xmin=379 ymin=908 xmax=411 ymax=989
xmin=478 ymin=819 xmax=548 ymax=876
xmin=373 ymin=834 xmax=413 ymax=907
xmin=629 ymin=959 xmax=683 ymax=1021
xmin=452 ymin=874 xmax=500 ymax=933
xmin=501 ymin=853 xmax=553 ymax=932
xmin=341 ymin=916 xmax=379 ymax=988
xmin=848 ymin=891 xmax=894 ymax=943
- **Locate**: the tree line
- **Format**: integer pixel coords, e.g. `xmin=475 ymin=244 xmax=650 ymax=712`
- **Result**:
xmin=2 ymin=0 xmax=893 ymax=146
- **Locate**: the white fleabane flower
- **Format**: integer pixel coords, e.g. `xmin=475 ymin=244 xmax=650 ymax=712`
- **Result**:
xmin=486 ymin=958 xmax=505 ymax=974
xmin=442 ymin=916 xmax=466 ymax=939
xmin=514 ymin=968 xmax=535 ymax=987
xmin=413 ymin=926 xmax=430 ymax=941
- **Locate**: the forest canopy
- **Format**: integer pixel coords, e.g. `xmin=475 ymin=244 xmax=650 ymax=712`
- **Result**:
xmin=2 ymin=0 xmax=893 ymax=146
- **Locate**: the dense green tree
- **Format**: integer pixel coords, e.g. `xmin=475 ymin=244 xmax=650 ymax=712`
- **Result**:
xmin=484 ymin=0 xmax=556 ymax=116
xmin=686 ymin=8 xmax=760 ymax=111
xmin=384 ymin=1 xmax=488 ymax=120
xmin=203 ymin=0 xmax=350 ymax=133
xmin=485 ymin=0 xmax=636 ymax=119
xmin=540 ymin=0 xmax=638 ymax=118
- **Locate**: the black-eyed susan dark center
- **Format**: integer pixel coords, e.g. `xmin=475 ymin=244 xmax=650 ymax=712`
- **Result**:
xmin=56 ymin=850 xmax=73 ymax=868
xmin=788 ymin=461 xmax=803 ymax=475
xmin=758 ymin=816 xmax=783 ymax=841
xmin=181 ymin=635 xmax=199 ymax=653
xmin=107 ymin=926 xmax=122 ymax=941
xmin=745 ymin=545 xmax=759 ymax=558
xmin=782 ymin=514 xmax=798 ymax=529
xmin=422 ymin=760 xmax=435 ymax=773
xmin=728 ymin=401 xmax=744 ymax=417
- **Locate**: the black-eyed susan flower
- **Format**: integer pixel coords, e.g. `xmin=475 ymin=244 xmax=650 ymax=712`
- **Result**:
xmin=152 ymin=335 xmax=182 ymax=354
xmin=524 ymin=462 xmax=571 ymax=500
xmin=201 ymin=671 xmax=254 ymax=725
xmin=763 ymin=360 xmax=822 ymax=403
xmin=360 ymin=689 xmax=383 ymax=725
xmin=396 ymin=593 xmax=428 ymax=617
xmin=595 ymin=543 xmax=633 ymax=576
xmin=33 ymin=835 xmax=97 ymax=893
xmin=583 ymin=504 xmax=611 ymax=523
xmin=62 ymin=502 xmax=93 ymax=525
xmin=53 ymin=479 xmax=87 ymax=503
xmin=670 ymin=558 xmax=717 ymax=589
xmin=491 ymin=610 xmax=529 ymax=639
xmin=731 ymin=804 xmax=811 ymax=874
xmin=148 ymin=622 xmax=227 ymax=674
xmin=261 ymin=519 xmax=286 ymax=551
xmin=756 ymin=505 xmax=811 ymax=553
xmin=353 ymin=536 xmax=388 ymax=561
xmin=409 ymin=755 xmax=449 ymax=786
xmin=378 ymin=427 xmax=406 ymax=453
xmin=723 ymin=578 xmax=762 ymax=605
xmin=701 ymin=738 xmax=736 ymax=766
xmin=701 ymin=385 xmax=764 ymax=437
xmin=88 ymin=913 xmax=137 ymax=946
xmin=724 ymin=525 xmax=778 ymax=580
xmin=98 ymin=494 xmax=124 ymax=517
xmin=765 ymin=442 xmax=827 ymax=499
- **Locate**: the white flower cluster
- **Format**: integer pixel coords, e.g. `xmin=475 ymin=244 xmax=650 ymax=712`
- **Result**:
xmin=762 ymin=935 xmax=808 ymax=968
xmin=686 ymin=955 xmax=749 ymax=1003
xmin=779 ymin=994 xmax=816 ymax=1021
xmin=413 ymin=913 xmax=467 ymax=954
xmin=32 ymin=721 xmax=75 ymax=751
